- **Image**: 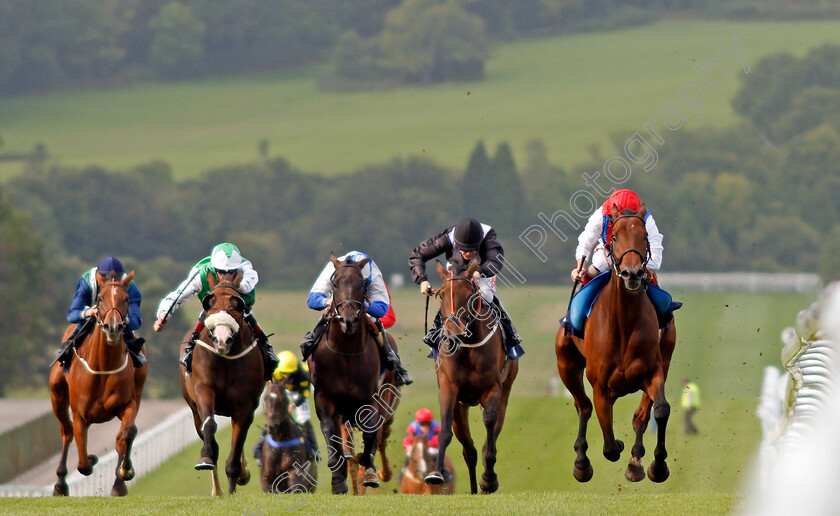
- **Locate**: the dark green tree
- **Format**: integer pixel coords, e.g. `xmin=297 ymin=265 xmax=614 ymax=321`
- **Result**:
xmin=148 ymin=2 xmax=206 ymax=78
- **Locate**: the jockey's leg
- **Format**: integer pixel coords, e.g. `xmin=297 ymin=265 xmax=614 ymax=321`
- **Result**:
xmin=491 ymin=296 xmax=524 ymax=359
xmin=253 ymin=428 xmax=267 ymax=467
xmin=54 ymin=319 xmax=94 ymax=370
xmin=375 ymin=320 xmax=414 ymax=386
xmin=300 ymin=315 xmax=330 ymax=361
xmin=180 ymin=311 xmax=206 ymax=374
xmin=123 ymin=330 xmax=147 ymax=368
xmin=244 ymin=311 xmax=278 ymax=382
xmin=423 ymin=310 xmax=443 ymax=351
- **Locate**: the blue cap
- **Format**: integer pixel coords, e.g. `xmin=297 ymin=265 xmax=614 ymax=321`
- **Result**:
xmin=97 ymin=256 xmax=124 ymax=275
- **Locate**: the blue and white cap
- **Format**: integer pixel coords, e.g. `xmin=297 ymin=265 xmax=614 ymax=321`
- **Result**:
xmin=210 ymin=243 xmax=244 ymax=271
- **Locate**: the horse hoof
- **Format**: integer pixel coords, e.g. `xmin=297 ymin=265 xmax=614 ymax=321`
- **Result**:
xmin=195 ymin=457 xmax=215 ymax=470
xmin=238 ymin=468 xmax=251 ymax=486
xmin=573 ymin=463 xmax=594 ymax=483
xmin=378 ymin=468 xmax=392 ymax=482
xmin=625 ymin=458 xmax=645 ymax=482
xmin=111 ymin=483 xmax=128 ymax=497
xmin=78 ymin=465 xmax=94 ymax=476
xmin=118 ymin=466 xmax=136 ymax=481
xmin=647 ymin=461 xmax=670 ymax=483
xmin=331 ymin=481 xmax=349 ymax=495
xmin=362 ymin=467 xmax=380 ymax=488
xmin=425 ymin=471 xmax=445 ymax=485
xmin=479 ymin=474 xmax=499 ymax=494
xmin=604 ymin=440 xmax=624 ymax=462
xmin=53 ymin=483 xmax=69 ymax=497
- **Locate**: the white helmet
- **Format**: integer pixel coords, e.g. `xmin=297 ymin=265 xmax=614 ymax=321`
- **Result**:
xmin=210 ymin=243 xmax=244 ymax=271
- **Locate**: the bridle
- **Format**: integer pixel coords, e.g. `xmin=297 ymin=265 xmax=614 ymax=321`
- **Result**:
xmin=433 ymin=275 xmax=484 ymax=337
xmin=330 ymin=263 xmax=367 ymax=321
xmin=608 ymin=214 xmax=651 ymax=276
xmin=96 ymin=281 xmax=129 ymax=334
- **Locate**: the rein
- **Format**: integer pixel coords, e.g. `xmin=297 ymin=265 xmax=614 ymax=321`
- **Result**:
xmin=96 ymin=281 xmax=128 ymax=332
xmin=608 ymin=214 xmax=651 ymax=274
xmin=265 ymin=435 xmax=305 ymax=449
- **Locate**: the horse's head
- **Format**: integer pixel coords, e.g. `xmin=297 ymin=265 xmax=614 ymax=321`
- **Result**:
xmin=609 ymin=204 xmax=650 ymax=292
xmin=435 ymin=259 xmax=482 ymax=347
xmin=329 ymin=252 xmax=368 ymax=335
xmin=201 ymin=270 xmax=246 ymax=355
xmin=264 ymin=383 xmax=291 ymax=438
xmin=94 ymin=270 xmax=134 ymax=344
xmin=408 ymin=434 xmax=429 ymax=476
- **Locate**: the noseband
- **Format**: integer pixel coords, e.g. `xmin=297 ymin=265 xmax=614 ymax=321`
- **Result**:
xmin=435 ymin=276 xmax=483 ymax=335
xmin=608 ymin=214 xmax=651 ymax=274
xmin=330 ymin=263 xmax=367 ymax=319
xmin=97 ymin=281 xmax=129 ymax=333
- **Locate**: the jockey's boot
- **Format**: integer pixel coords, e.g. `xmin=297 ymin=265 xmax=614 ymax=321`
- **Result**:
xmin=493 ymin=297 xmax=524 ymax=360
xmin=180 ymin=317 xmax=205 ymax=375
xmin=54 ymin=330 xmax=80 ymax=370
xmin=375 ymin=320 xmax=413 ymax=386
xmin=423 ymin=311 xmax=443 ymax=349
xmin=123 ymin=330 xmax=147 ymax=368
xmin=245 ymin=312 xmax=278 ymax=382
xmin=300 ymin=316 xmax=329 ymax=361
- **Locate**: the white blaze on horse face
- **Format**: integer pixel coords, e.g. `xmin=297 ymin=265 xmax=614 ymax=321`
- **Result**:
xmin=204 ymin=310 xmax=240 ymax=354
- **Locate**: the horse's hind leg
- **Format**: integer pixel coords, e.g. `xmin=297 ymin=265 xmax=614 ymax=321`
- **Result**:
xmin=377 ymin=415 xmax=394 ymax=482
xmin=111 ymin=400 xmax=139 ymax=496
xmin=49 ymin=366 xmax=73 ymax=496
xmin=645 ymin=372 xmax=671 ymax=483
xmin=626 ymin=393 xmax=653 ymax=482
xmin=555 ymin=334 xmax=593 ymax=482
xmin=452 ymin=402 xmax=477 ymax=494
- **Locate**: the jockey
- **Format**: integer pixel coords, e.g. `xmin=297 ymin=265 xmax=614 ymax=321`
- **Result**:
xmin=152 ymin=242 xmax=278 ymax=382
xmin=300 ymin=250 xmax=413 ymax=386
xmin=571 ymin=189 xmax=664 ymax=286
xmin=254 ymin=351 xmax=318 ymax=465
xmin=409 ymin=217 xmax=523 ymax=359
xmin=401 ymin=408 xmax=453 ymax=483
xmin=55 ymin=256 xmax=146 ymax=370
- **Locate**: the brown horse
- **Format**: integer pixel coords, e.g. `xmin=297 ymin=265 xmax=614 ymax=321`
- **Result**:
xmin=426 ymin=260 xmax=518 ymax=494
xmin=401 ymin=434 xmax=456 ymax=495
xmin=555 ymin=205 xmax=677 ymax=483
xmin=308 ymin=253 xmax=388 ymax=494
xmin=341 ymin=364 xmax=401 ymax=495
xmin=179 ymin=270 xmax=263 ymax=495
xmin=260 ymin=382 xmax=317 ymax=493
xmin=49 ymin=271 xmax=147 ymax=497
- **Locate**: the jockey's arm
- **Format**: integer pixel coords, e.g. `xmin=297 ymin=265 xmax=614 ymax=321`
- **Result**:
xmin=408 ymin=229 xmax=451 ymax=286
xmin=477 ymin=228 xmax=504 ymax=278
xmin=155 ymin=265 xmax=203 ymax=322
xmin=645 ymin=215 xmax=664 ymax=270
xmin=238 ymin=259 xmax=259 ymax=294
xmin=307 ymin=262 xmax=335 ymax=311
xmin=365 ymin=260 xmax=389 ymax=319
xmin=67 ymin=277 xmax=92 ymax=324
xmin=575 ymin=210 xmax=603 ymax=264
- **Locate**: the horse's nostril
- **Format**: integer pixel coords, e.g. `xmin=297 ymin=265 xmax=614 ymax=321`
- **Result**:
xmin=620 ymin=270 xmax=630 ymax=279
xmin=636 ymin=270 xmax=646 ymax=278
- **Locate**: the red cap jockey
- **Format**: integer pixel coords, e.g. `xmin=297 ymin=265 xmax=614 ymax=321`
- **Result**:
xmin=403 ymin=408 xmax=440 ymax=450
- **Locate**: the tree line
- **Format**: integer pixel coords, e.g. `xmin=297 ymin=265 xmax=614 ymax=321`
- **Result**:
xmin=2 ymin=0 xmax=839 ymax=95
xmin=3 ymin=43 xmax=840 ymax=397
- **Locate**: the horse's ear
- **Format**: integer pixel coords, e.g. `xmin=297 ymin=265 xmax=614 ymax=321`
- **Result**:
xmin=466 ymin=259 xmax=480 ymax=278
xmin=330 ymin=252 xmax=340 ymax=268
xmin=638 ymin=203 xmax=647 ymax=218
xmin=202 ymin=293 xmax=215 ymax=311
xmin=232 ymin=269 xmax=243 ymax=287
xmin=206 ymin=270 xmax=218 ymax=288
xmin=610 ymin=204 xmax=619 ymax=221
xmin=356 ymin=257 xmax=370 ymax=270
xmin=95 ymin=271 xmax=106 ymax=288
xmin=436 ymin=260 xmax=447 ymax=280
xmin=123 ymin=270 xmax=135 ymax=286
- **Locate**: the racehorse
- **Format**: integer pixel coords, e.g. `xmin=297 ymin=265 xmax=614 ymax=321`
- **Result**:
xmin=401 ymin=434 xmax=456 ymax=495
xmin=179 ymin=270 xmax=263 ymax=495
xmin=308 ymin=252 xmax=388 ymax=494
xmin=49 ymin=270 xmax=147 ymax=497
xmin=426 ymin=259 xmax=518 ymax=494
xmin=260 ymin=382 xmax=317 ymax=493
xmin=341 ymin=365 xmax=401 ymax=495
xmin=555 ymin=205 xmax=677 ymax=483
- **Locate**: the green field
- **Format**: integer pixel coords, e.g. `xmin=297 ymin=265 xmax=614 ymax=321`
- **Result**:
xmin=3 ymin=21 xmax=840 ymax=178
xmin=0 ymin=286 xmax=812 ymax=513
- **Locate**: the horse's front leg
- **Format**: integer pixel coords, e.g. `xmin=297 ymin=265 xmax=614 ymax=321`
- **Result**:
xmin=626 ymin=392 xmax=653 ymax=482
xmin=73 ymin=410 xmax=98 ymax=476
xmin=111 ymin=400 xmax=139 ymax=496
xmin=593 ymin=384 xmax=623 ymax=462
xmin=555 ymin=333 xmax=593 ymax=482
xmin=315 ymin=394 xmax=348 ymax=494
xmin=192 ymin=386 xmax=220 ymax=474
xmin=646 ymin=373 xmax=670 ymax=483
xmin=427 ymin=380 xmax=457 ymax=487
xmin=225 ymin=407 xmax=254 ymax=493
xmin=359 ymin=424 xmax=381 ymax=489
xmin=451 ymin=401 xmax=477 ymax=494
xmin=49 ymin=367 xmax=73 ymax=496
xmin=479 ymin=386 xmax=502 ymax=494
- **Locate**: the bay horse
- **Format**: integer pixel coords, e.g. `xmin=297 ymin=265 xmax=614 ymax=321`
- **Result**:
xmin=308 ymin=252 xmax=387 ymax=494
xmin=341 ymin=364 xmax=401 ymax=495
xmin=401 ymin=434 xmax=455 ymax=495
xmin=426 ymin=259 xmax=518 ymax=494
xmin=179 ymin=270 xmax=263 ymax=495
xmin=49 ymin=270 xmax=147 ymax=497
xmin=555 ymin=205 xmax=677 ymax=483
xmin=260 ymin=382 xmax=317 ymax=493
